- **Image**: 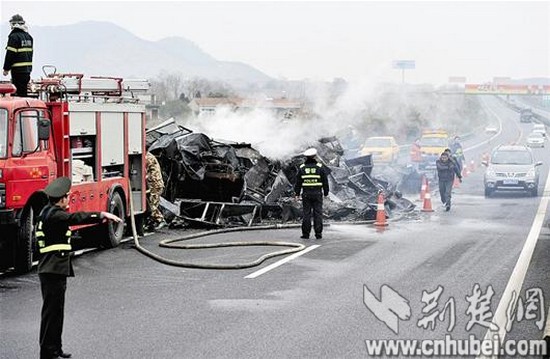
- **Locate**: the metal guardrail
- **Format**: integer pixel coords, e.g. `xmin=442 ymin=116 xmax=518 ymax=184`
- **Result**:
xmin=496 ymin=96 xmax=550 ymax=126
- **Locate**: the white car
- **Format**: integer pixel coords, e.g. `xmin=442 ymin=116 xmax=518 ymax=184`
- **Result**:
xmin=526 ymin=132 xmax=545 ymax=148
xmin=485 ymin=126 xmax=498 ymax=135
xmin=532 ymin=123 xmax=546 ymax=137
xmin=484 ymin=145 xmax=541 ymax=197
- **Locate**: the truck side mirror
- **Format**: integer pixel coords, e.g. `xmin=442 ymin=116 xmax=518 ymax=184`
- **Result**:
xmin=38 ymin=119 xmax=51 ymax=141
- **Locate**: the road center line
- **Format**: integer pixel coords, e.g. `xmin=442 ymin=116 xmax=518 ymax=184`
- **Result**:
xmin=464 ymin=97 xmax=518 ymax=154
xmin=476 ymin=160 xmax=550 ymax=358
xmin=244 ymin=244 xmax=320 ymax=279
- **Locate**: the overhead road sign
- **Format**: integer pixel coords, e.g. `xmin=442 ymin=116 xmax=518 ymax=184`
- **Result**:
xmin=392 ymin=60 xmax=416 ymax=70
xmin=392 ymin=60 xmax=416 ymax=84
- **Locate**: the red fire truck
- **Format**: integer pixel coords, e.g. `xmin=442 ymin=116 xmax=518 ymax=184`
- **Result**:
xmin=0 ymin=72 xmax=148 ymax=273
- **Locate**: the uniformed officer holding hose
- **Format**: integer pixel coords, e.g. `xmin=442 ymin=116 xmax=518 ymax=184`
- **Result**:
xmin=36 ymin=177 xmax=121 ymax=359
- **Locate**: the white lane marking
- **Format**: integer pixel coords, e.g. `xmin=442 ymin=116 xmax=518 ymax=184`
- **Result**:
xmin=476 ymin=164 xmax=550 ymax=358
xmin=398 ymin=97 xmax=515 ymax=156
xmin=244 ymin=245 xmax=320 ymax=279
xmin=544 ymin=308 xmax=550 ymax=339
xmin=464 ymin=97 xmax=521 ymax=153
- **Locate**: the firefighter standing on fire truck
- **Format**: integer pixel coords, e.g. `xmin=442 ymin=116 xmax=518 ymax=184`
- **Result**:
xmin=36 ymin=177 xmax=121 ymax=359
xmin=3 ymin=14 xmax=33 ymax=97
xmin=294 ymin=148 xmax=329 ymax=239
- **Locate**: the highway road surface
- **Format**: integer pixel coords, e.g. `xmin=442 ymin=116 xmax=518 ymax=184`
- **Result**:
xmin=1 ymin=96 xmax=549 ymax=358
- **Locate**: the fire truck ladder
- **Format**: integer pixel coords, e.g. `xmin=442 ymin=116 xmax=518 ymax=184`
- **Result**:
xmin=32 ymin=72 xmax=150 ymax=100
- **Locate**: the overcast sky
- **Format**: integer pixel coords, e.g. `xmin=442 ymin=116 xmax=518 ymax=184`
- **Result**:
xmin=1 ymin=1 xmax=549 ymax=85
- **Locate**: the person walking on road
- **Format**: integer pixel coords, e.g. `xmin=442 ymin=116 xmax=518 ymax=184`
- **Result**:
xmin=3 ymin=14 xmax=33 ymax=97
xmin=36 ymin=177 xmax=121 ymax=359
xmin=444 ymin=148 xmax=461 ymax=172
xmin=436 ymin=151 xmax=462 ymax=211
xmin=294 ymin=148 xmax=329 ymax=239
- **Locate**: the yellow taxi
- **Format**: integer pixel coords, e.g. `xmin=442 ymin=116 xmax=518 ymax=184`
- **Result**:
xmin=418 ymin=130 xmax=449 ymax=169
xmin=360 ymin=136 xmax=400 ymax=163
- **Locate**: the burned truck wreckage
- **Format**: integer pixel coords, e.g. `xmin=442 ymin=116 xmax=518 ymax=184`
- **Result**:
xmin=146 ymin=121 xmax=416 ymax=228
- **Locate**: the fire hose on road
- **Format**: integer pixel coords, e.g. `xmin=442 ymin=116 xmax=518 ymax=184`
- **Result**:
xmin=127 ymin=180 xmax=308 ymax=269
xmin=126 ymin=176 xmax=404 ymax=269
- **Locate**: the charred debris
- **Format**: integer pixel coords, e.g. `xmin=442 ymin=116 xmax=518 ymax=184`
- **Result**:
xmin=146 ymin=120 xmax=417 ymax=229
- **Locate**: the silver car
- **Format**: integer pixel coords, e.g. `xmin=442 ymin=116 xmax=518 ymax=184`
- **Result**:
xmin=526 ymin=132 xmax=545 ymax=148
xmin=483 ymin=145 xmax=542 ymax=197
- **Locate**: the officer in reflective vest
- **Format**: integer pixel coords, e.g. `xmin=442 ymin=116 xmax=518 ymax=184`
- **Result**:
xmin=3 ymin=14 xmax=33 ymax=97
xmin=37 ymin=177 xmax=121 ymax=359
xmin=449 ymin=136 xmax=465 ymax=172
xmin=294 ymin=148 xmax=330 ymax=239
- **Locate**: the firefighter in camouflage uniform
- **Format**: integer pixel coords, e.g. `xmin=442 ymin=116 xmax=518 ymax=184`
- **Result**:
xmin=146 ymin=151 xmax=166 ymax=230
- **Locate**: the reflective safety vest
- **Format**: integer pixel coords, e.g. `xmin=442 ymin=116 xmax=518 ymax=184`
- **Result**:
xmin=35 ymin=206 xmax=72 ymax=254
xmin=300 ymin=162 xmax=323 ymax=187
xmin=3 ymin=29 xmax=33 ymax=73
xmin=454 ymin=147 xmax=464 ymax=157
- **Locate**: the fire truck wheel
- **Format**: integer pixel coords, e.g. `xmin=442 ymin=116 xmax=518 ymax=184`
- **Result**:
xmin=101 ymin=192 xmax=125 ymax=248
xmin=14 ymin=208 xmax=34 ymax=274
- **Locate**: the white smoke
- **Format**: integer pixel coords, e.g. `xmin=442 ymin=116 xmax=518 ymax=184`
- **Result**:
xmin=182 ymin=65 xmax=483 ymax=160
xmin=186 ymin=107 xmax=322 ymax=160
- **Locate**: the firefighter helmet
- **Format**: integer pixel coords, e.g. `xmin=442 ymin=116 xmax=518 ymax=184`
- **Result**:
xmin=9 ymin=14 xmax=25 ymax=25
xmin=303 ymin=148 xmax=317 ymax=157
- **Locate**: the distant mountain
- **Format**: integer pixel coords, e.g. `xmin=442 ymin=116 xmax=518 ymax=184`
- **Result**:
xmin=1 ymin=21 xmax=272 ymax=83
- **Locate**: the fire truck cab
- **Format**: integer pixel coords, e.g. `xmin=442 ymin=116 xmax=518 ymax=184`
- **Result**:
xmin=0 ymin=73 xmax=149 ymax=273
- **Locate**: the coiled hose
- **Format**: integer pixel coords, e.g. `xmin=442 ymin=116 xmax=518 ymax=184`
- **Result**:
xmin=128 ymin=181 xmax=389 ymax=269
xmin=128 ymin=182 xmax=310 ymax=269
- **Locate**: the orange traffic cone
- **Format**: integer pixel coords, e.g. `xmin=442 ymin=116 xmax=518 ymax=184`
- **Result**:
xmin=420 ymin=175 xmax=427 ymax=201
xmin=374 ymin=192 xmax=388 ymax=227
xmin=462 ymin=167 xmax=469 ymax=179
xmin=453 ymin=175 xmax=460 ymax=188
xmin=469 ymin=160 xmax=476 ymax=172
xmin=421 ymin=181 xmax=434 ymax=212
